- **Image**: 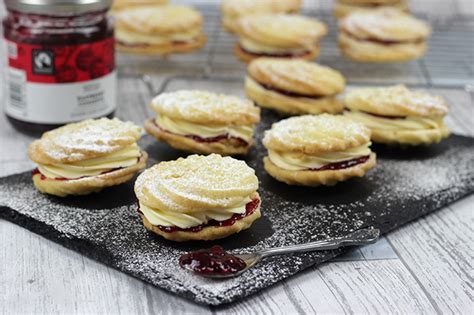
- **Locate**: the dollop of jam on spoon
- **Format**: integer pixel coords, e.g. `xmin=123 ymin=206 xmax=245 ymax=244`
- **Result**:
xmin=179 ymin=245 xmax=247 ymax=277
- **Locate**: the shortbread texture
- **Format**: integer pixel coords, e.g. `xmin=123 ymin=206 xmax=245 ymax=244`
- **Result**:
xmin=115 ymin=5 xmax=206 ymax=55
xmin=246 ymin=58 xmax=345 ymax=115
xmin=29 ymin=118 xmax=142 ymax=165
xmin=235 ymin=14 xmax=327 ymax=49
xmin=338 ymin=9 xmax=430 ymax=62
xmin=150 ymin=90 xmax=260 ymax=125
xmin=263 ymin=114 xmax=371 ymax=154
xmin=28 ymin=118 xmax=147 ymax=197
xmin=262 ymin=114 xmax=376 ymax=186
xmin=221 ymin=0 xmax=301 ymax=32
xmin=134 ymin=154 xmax=261 ymax=241
xmin=333 ymin=0 xmax=409 ymax=18
xmin=344 ymin=85 xmax=450 ymax=145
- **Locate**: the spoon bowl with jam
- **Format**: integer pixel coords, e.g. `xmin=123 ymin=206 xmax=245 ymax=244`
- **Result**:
xmin=179 ymin=227 xmax=380 ymax=279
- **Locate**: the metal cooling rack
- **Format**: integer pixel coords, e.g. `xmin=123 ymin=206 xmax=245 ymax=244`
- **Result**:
xmin=117 ymin=3 xmax=474 ymax=89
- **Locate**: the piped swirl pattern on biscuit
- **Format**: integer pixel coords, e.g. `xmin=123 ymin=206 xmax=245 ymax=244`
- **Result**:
xmin=221 ymin=0 xmax=301 ymax=32
xmin=115 ymin=5 xmax=206 ymax=55
xmin=338 ymin=8 xmax=430 ymax=62
xmin=28 ymin=118 xmax=147 ymax=196
xmin=262 ymin=114 xmax=376 ymax=186
xmin=234 ymin=14 xmax=327 ymax=62
xmin=344 ymin=85 xmax=450 ymax=145
xmin=246 ymin=58 xmax=346 ymax=115
xmin=134 ymin=154 xmax=261 ymax=241
xmin=333 ymin=0 xmax=409 ymax=18
xmin=145 ymin=90 xmax=260 ymax=155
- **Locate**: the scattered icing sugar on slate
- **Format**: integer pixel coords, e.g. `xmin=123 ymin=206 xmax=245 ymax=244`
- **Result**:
xmin=0 ymin=110 xmax=473 ymax=305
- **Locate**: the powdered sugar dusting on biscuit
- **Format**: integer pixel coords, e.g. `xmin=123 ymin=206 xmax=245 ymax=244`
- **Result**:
xmin=263 ymin=114 xmax=371 ymax=153
xmin=237 ymin=14 xmax=327 ymax=48
xmin=28 ymin=118 xmax=142 ymax=164
xmin=151 ymin=90 xmax=260 ymax=125
xmin=345 ymin=85 xmax=449 ymax=117
xmin=339 ymin=8 xmax=431 ymax=42
xmin=249 ymin=58 xmax=345 ymax=96
xmin=135 ymin=154 xmax=258 ymax=212
xmin=0 ymin=128 xmax=473 ymax=305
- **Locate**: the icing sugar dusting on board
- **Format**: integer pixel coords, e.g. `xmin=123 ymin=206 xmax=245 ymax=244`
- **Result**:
xmin=0 ymin=111 xmax=473 ymax=305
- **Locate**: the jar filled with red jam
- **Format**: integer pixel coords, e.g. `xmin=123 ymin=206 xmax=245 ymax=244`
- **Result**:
xmin=2 ymin=0 xmax=116 ymax=134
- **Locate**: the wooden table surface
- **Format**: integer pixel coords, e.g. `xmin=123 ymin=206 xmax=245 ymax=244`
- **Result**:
xmin=1 ymin=0 xmax=473 ymax=314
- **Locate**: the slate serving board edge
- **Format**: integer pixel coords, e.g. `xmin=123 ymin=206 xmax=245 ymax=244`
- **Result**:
xmin=0 ymin=174 xmax=472 ymax=306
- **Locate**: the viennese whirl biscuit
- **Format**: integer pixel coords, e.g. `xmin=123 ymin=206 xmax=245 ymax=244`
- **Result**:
xmin=338 ymin=8 xmax=430 ymax=62
xmin=246 ymin=58 xmax=346 ymax=115
xmin=135 ymin=154 xmax=261 ymax=241
xmin=221 ymin=0 xmax=301 ymax=33
xmin=115 ymin=5 xmax=206 ymax=56
xmin=234 ymin=14 xmax=327 ymax=63
xmin=263 ymin=114 xmax=376 ymax=186
xmin=145 ymin=90 xmax=260 ymax=155
xmin=28 ymin=118 xmax=147 ymax=197
xmin=344 ymin=85 xmax=450 ymax=145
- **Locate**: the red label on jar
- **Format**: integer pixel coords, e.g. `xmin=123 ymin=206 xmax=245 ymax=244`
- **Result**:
xmin=6 ymin=37 xmax=115 ymax=84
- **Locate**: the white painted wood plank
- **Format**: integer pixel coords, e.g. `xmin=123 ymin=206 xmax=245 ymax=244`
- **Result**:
xmin=1 ymin=1 xmax=473 ymax=313
xmin=314 ymin=259 xmax=438 ymax=314
xmin=213 ymin=268 xmax=346 ymax=314
xmin=0 ymin=220 xmax=210 ymax=315
xmin=386 ymin=195 xmax=474 ymax=314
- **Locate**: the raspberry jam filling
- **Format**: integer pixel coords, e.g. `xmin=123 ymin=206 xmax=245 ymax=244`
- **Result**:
xmin=310 ymin=155 xmax=370 ymax=171
xmin=154 ymin=121 xmax=248 ymax=147
xmin=252 ymin=76 xmax=325 ymax=99
xmin=239 ymin=45 xmax=312 ymax=58
xmin=342 ymin=30 xmax=423 ymax=45
xmin=139 ymin=198 xmax=260 ymax=233
xmin=362 ymin=111 xmax=406 ymax=119
xmin=179 ymin=245 xmax=247 ymax=276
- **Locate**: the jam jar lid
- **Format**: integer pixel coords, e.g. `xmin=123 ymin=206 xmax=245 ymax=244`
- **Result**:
xmin=4 ymin=0 xmax=113 ymax=15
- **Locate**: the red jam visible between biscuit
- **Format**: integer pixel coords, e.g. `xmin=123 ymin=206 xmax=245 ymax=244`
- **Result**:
xmin=252 ymin=76 xmax=325 ymax=98
xmin=138 ymin=198 xmax=260 ymax=233
xmin=342 ymin=30 xmax=423 ymax=45
xmin=310 ymin=155 xmax=370 ymax=171
xmin=239 ymin=45 xmax=313 ymax=58
xmin=155 ymin=121 xmax=249 ymax=147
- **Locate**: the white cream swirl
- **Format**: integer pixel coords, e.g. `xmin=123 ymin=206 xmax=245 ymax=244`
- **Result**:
xmin=155 ymin=115 xmax=254 ymax=142
xmin=345 ymin=111 xmax=444 ymax=131
xmin=268 ymin=143 xmax=371 ymax=171
xmin=140 ymin=196 xmax=252 ymax=228
xmin=116 ymin=27 xmax=200 ymax=45
xmin=240 ymin=37 xmax=308 ymax=55
xmin=134 ymin=154 xmax=259 ymax=229
xmin=38 ymin=144 xmax=141 ymax=179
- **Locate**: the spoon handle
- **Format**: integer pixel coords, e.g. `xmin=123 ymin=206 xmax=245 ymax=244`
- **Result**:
xmin=259 ymin=228 xmax=380 ymax=258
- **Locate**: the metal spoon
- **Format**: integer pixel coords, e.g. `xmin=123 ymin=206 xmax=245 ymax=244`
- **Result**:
xmin=185 ymin=228 xmax=380 ymax=279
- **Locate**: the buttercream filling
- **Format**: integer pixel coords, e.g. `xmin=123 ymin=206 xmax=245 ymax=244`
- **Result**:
xmin=240 ymin=37 xmax=309 ymax=54
xmin=268 ymin=143 xmax=372 ymax=171
xmin=155 ymin=115 xmax=254 ymax=143
xmin=139 ymin=196 xmax=253 ymax=229
xmin=341 ymin=30 xmax=424 ymax=45
xmin=247 ymin=76 xmax=325 ymax=99
xmin=345 ymin=111 xmax=444 ymax=131
xmin=116 ymin=27 xmax=200 ymax=45
xmin=37 ymin=144 xmax=141 ymax=180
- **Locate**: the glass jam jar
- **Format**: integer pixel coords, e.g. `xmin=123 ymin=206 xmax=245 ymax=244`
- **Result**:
xmin=2 ymin=0 xmax=116 ymax=134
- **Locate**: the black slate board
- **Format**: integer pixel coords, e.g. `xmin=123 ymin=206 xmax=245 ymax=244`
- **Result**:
xmin=1 ymin=111 xmax=473 ymax=305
